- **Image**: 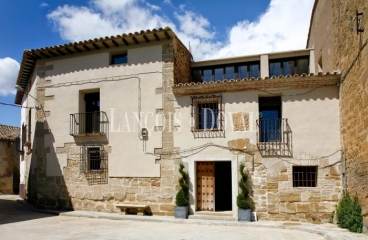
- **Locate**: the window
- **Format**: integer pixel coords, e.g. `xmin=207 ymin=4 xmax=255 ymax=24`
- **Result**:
xmin=293 ymin=166 xmax=317 ymax=187
xmin=269 ymin=56 xmax=309 ymax=76
xmin=84 ymin=92 xmax=100 ymax=134
xmin=191 ymin=95 xmax=223 ymax=131
xmin=80 ymin=144 xmax=108 ymax=185
xmin=192 ymin=61 xmax=260 ymax=83
xmin=111 ymin=53 xmax=127 ymax=65
xmin=258 ymin=97 xmax=282 ymax=142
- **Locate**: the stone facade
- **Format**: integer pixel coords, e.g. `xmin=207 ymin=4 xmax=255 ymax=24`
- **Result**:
xmin=0 ymin=125 xmax=20 ymax=194
xmin=308 ymin=0 xmax=368 ymax=231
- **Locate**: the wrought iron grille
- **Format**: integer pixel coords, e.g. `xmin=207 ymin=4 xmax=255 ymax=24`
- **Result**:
xmin=256 ymin=118 xmax=292 ymax=157
xmin=292 ymin=166 xmax=317 ymax=187
xmin=70 ymin=111 xmax=109 ymax=136
xmin=80 ymin=144 xmax=108 ymax=185
xmin=191 ymin=95 xmax=225 ymax=138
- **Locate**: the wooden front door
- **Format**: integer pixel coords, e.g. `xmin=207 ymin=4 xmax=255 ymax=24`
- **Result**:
xmin=196 ymin=162 xmax=215 ymax=211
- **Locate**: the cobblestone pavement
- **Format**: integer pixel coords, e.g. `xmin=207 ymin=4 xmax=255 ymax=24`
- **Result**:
xmin=0 ymin=195 xmax=367 ymax=240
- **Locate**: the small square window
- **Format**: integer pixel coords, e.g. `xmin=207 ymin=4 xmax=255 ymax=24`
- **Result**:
xmin=191 ymin=95 xmax=223 ymax=132
xmin=292 ymin=166 xmax=317 ymax=187
xmin=80 ymin=144 xmax=108 ymax=185
xmin=111 ymin=54 xmax=127 ymax=65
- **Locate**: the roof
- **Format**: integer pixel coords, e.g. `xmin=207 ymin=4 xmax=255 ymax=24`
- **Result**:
xmin=14 ymin=27 xmax=176 ymax=104
xmin=173 ymin=72 xmax=341 ymax=96
xmin=0 ymin=124 xmax=20 ymax=141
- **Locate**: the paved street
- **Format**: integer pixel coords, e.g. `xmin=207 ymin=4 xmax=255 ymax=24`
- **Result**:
xmin=0 ymin=195 xmax=366 ymax=240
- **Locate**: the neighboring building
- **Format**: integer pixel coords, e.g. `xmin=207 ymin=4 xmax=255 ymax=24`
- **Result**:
xmin=14 ymin=26 xmax=343 ymax=222
xmin=0 ymin=124 xmax=20 ymax=194
xmin=308 ymin=0 xmax=368 ymax=231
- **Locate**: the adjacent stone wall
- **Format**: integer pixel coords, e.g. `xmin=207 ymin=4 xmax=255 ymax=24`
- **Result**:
xmin=332 ymin=0 xmax=368 ymax=230
xmin=173 ymin=37 xmax=192 ymax=84
xmin=0 ymin=140 xmax=18 ymax=194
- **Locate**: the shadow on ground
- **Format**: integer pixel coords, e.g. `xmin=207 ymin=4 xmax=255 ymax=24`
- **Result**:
xmin=0 ymin=198 xmax=54 ymax=225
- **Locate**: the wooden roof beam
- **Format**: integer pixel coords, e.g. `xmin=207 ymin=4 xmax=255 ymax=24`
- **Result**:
xmin=64 ymin=47 xmax=74 ymax=54
xmin=143 ymin=35 xmax=150 ymax=43
xmin=122 ymin=38 xmax=129 ymax=46
xmin=111 ymin=40 xmax=119 ymax=47
xmin=92 ymin=43 xmax=100 ymax=50
xmin=153 ymin=33 xmax=160 ymax=41
xmin=39 ymin=52 xmax=50 ymax=58
xmin=74 ymin=46 xmax=82 ymax=53
xmin=102 ymin=41 xmax=109 ymax=49
xmin=132 ymin=36 xmax=139 ymax=44
xmin=56 ymin=49 xmax=66 ymax=56
xmin=83 ymin=44 xmax=91 ymax=51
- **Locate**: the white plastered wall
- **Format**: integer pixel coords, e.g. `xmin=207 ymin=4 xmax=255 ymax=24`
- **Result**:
xmin=175 ymin=86 xmax=341 ymax=212
xmin=41 ymin=41 xmax=169 ymax=177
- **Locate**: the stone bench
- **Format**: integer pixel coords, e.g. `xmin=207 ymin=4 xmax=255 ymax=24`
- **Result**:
xmin=115 ymin=203 xmax=149 ymax=216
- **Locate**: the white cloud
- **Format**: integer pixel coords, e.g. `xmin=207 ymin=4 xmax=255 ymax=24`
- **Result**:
xmin=46 ymin=0 xmax=314 ymax=60
xmin=0 ymin=58 xmax=20 ymax=96
xmin=40 ymin=2 xmax=49 ymax=7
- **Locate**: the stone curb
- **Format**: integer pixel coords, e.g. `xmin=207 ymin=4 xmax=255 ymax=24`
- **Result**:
xmin=16 ymin=200 xmax=368 ymax=240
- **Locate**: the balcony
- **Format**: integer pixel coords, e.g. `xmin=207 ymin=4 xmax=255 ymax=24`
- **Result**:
xmin=256 ymin=118 xmax=292 ymax=157
xmin=70 ymin=111 xmax=109 ymax=136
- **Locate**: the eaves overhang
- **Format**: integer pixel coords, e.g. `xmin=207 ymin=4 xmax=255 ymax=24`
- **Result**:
xmin=14 ymin=27 xmax=176 ymax=104
xmin=173 ymin=72 xmax=341 ymax=96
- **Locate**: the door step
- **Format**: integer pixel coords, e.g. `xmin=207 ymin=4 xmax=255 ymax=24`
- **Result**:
xmin=188 ymin=211 xmax=237 ymax=221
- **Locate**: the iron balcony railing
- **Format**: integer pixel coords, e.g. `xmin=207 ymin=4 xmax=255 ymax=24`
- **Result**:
xmin=70 ymin=111 xmax=109 ymax=136
xmin=256 ymin=118 xmax=291 ymax=143
xmin=256 ymin=118 xmax=292 ymax=157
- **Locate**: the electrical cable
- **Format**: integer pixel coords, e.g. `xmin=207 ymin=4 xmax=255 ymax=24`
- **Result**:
xmin=0 ymin=102 xmax=33 ymax=108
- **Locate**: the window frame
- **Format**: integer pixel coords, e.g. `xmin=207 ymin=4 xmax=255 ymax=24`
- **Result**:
xmin=111 ymin=53 xmax=128 ymax=65
xmin=191 ymin=95 xmax=223 ymax=132
xmin=292 ymin=166 xmax=318 ymax=187
xmin=192 ymin=61 xmax=260 ymax=83
xmin=269 ymin=56 xmax=309 ymax=77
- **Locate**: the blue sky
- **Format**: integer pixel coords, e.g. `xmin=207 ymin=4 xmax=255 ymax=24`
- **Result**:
xmin=0 ymin=0 xmax=314 ymax=127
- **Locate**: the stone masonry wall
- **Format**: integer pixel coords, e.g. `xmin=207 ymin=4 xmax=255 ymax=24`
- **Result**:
xmin=28 ymin=43 xmax=181 ymax=216
xmin=0 ymin=140 xmax=17 ymax=194
xmin=331 ymin=0 xmax=368 ymax=230
xmin=230 ymin=138 xmax=341 ymax=223
xmin=173 ymin=37 xmax=192 ymax=84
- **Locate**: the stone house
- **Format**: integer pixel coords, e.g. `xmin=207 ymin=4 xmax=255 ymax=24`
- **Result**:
xmin=0 ymin=124 xmax=20 ymax=194
xmin=14 ymin=26 xmax=343 ymax=222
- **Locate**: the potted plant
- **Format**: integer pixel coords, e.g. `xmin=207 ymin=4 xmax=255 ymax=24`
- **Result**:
xmin=175 ymin=163 xmax=189 ymax=219
xmin=237 ymin=163 xmax=251 ymax=221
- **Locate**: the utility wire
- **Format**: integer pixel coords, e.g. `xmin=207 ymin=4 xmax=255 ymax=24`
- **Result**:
xmin=0 ymin=102 xmax=33 ymax=109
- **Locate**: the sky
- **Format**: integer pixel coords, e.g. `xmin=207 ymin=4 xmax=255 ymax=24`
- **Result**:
xmin=0 ymin=0 xmax=314 ymax=127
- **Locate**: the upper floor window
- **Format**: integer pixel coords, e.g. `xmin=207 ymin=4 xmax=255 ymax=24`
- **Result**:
xmin=191 ymin=95 xmax=223 ymax=132
xmin=111 ymin=53 xmax=128 ymax=65
xmin=192 ymin=61 xmax=260 ymax=83
xmin=269 ymin=56 xmax=309 ymax=77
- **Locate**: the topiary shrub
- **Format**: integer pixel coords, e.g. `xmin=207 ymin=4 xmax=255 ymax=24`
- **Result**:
xmin=175 ymin=163 xmax=189 ymax=207
xmin=236 ymin=163 xmax=250 ymax=209
xmin=336 ymin=192 xmax=363 ymax=233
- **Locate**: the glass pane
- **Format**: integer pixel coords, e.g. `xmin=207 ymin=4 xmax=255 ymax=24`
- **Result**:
xmin=112 ymin=54 xmax=127 ymax=64
xmin=283 ymin=60 xmax=295 ymax=75
xmin=269 ymin=62 xmax=281 ymax=77
xmin=238 ymin=66 xmax=248 ymax=79
xmin=214 ymin=68 xmax=224 ymax=81
xmin=225 ymin=66 xmax=235 ymax=80
xmin=203 ymin=69 xmax=212 ymax=82
xmin=192 ymin=69 xmax=202 ymax=82
xmin=199 ymin=104 xmax=218 ymax=130
xmin=296 ymin=58 xmax=309 ymax=74
xmin=249 ymin=64 xmax=260 ymax=78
